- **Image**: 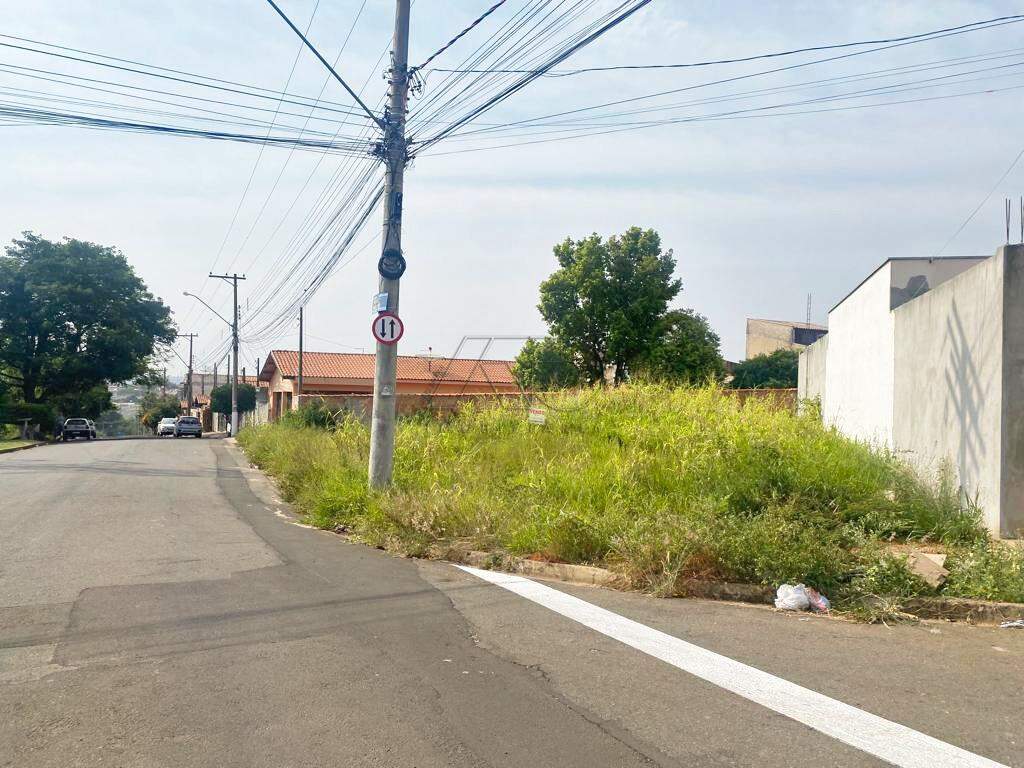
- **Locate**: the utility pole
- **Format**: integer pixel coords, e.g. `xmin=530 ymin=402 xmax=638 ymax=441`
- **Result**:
xmin=162 ymin=367 xmax=167 ymax=397
xmin=210 ymin=273 xmax=245 ymax=434
xmin=297 ymin=306 xmax=304 ymax=404
xmin=369 ymin=0 xmax=411 ymax=488
xmin=176 ymin=333 xmax=198 ymax=412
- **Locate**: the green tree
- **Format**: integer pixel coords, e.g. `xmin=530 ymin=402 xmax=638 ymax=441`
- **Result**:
xmin=95 ymin=408 xmax=131 ymax=437
xmin=210 ymin=383 xmax=256 ymax=415
xmin=537 ymin=227 xmax=722 ymax=385
xmin=633 ymin=309 xmax=724 ymax=384
xmin=730 ymin=349 xmax=799 ymax=389
xmin=51 ymin=383 xmax=114 ymax=419
xmin=0 ymin=233 xmax=175 ymax=415
xmin=139 ymin=391 xmax=180 ymax=431
xmin=539 ymin=228 xmax=681 ymax=384
xmin=513 ymin=338 xmax=581 ymax=390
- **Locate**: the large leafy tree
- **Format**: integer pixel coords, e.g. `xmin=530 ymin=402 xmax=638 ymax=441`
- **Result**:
xmin=540 ymin=227 xmax=681 ymax=384
xmin=139 ymin=391 xmax=181 ymax=430
xmin=0 ymin=233 xmax=175 ymax=413
xmin=210 ymin=383 xmax=257 ymax=415
xmin=633 ymin=309 xmax=724 ymax=384
xmin=730 ymin=348 xmax=799 ymax=389
xmin=536 ymin=227 xmax=722 ymax=385
xmin=513 ymin=338 xmax=581 ymax=390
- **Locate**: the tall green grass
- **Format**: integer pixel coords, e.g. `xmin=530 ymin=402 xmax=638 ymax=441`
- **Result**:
xmin=239 ymin=384 xmax=1020 ymax=608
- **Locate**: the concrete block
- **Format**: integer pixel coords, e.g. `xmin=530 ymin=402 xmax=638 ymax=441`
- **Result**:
xmin=906 ymin=552 xmax=949 ymax=588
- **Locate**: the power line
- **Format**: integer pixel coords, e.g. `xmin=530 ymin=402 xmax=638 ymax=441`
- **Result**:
xmin=263 ymin=0 xmax=383 ymax=128
xmin=0 ymin=41 xmax=371 ymax=121
xmin=934 ymin=146 xmax=1024 ymax=257
xmin=417 ymin=81 xmax=1024 ymax=158
xmin=425 ymin=16 xmax=1023 ymax=144
xmin=414 ymin=0 xmax=653 ymax=154
xmin=0 ymin=32 xmax=369 ymax=113
xmin=411 ymin=0 xmax=509 ymax=73
xmin=188 ymin=1 xmax=327 ymax=337
xmin=428 ymin=14 xmax=1024 ymax=76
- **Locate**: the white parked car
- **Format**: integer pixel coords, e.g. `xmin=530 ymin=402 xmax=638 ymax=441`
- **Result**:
xmin=157 ymin=417 xmax=177 ymax=436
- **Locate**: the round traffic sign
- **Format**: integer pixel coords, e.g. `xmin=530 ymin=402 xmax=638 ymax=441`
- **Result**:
xmin=371 ymin=311 xmax=404 ymax=345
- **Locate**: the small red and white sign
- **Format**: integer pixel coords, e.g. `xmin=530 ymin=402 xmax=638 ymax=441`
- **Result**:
xmin=371 ymin=311 xmax=404 ymax=345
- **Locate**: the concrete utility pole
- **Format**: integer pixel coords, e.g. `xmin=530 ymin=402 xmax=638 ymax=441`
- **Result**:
xmin=368 ymin=0 xmax=411 ymax=488
xmin=210 ymin=273 xmax=245 ymax=435
xmin=297 ymin=306 xmax=304 ymax=404
xmin=177 ymin=333 xmax=198 ymax=411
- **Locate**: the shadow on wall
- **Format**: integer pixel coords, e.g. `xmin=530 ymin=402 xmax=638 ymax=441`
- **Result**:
xmin=943 ymin=298 xmax=991 ymax=496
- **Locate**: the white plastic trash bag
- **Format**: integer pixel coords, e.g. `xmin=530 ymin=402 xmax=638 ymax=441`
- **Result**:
xmin=774 ymin=583 xmax=810 ymax=611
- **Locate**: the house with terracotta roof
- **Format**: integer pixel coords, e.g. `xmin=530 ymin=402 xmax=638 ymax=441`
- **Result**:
xmin=258 ymin=350 xmax=519 ymax=421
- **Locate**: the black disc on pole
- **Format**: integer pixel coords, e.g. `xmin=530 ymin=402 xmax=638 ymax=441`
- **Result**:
xmin=378 ymin=248 xmax=406 ymax=280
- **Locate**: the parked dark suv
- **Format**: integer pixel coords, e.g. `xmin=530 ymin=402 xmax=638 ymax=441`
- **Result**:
xmin=174 ymin=416 xmax=203 ymax=438
xmin=62 ymin=418 xmax=96 ymax=441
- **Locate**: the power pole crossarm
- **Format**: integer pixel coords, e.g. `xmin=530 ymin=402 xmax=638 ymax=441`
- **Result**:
xmin=369 ymin=0 xmax=411 ymax=489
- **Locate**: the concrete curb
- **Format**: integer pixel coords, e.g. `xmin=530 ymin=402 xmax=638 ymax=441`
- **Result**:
xmin=228 ymin=443 xmax=1023 ymax=626
xmin=901 ymin=596 xmax=1024 ymax=624
xmin=443 ymin=548 xmax=772 ymax=603
xmin=0 ymin=441 xmax=44 ymax=454
xmin=441 ymin=548 xmax=1023 ymax=624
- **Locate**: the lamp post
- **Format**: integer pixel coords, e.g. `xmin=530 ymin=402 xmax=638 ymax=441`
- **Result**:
xmin=183 ymin=290 xmax=238 ymax=434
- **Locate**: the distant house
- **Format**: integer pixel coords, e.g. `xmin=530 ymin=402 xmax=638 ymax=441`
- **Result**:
xmin=798 ymin=244 xmax=1024 ymax=538
xmin=745 ymin=318 xmax=827 ymax=359
xmin=258 ymin=350 xmax=519 ymax=422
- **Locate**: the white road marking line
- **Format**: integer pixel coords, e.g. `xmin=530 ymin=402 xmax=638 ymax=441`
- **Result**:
xmin=456 ymin=565 xmax=1006 ymax=768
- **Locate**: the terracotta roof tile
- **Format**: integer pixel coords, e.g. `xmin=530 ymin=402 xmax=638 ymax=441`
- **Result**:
xmin=265 ymin=350 xmax=515 ymax=385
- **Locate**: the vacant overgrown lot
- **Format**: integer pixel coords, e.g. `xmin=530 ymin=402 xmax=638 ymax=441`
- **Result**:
xmin=239 ymin=385 xmax=1024 ymax=612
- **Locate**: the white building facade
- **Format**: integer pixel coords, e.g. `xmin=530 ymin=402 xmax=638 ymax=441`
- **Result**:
xmin=799 ymin=245 xmax=1024 ymax=538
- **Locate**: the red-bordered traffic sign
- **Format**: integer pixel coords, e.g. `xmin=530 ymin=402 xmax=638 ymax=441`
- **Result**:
xmin=371 ymin=311 xmax=404 ymax=345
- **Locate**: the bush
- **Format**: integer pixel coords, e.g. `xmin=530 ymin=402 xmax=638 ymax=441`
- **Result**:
xmin=945 ymin=543 xmax=1024 ymax=603
xmin=238 ymin=384 xmax=1021 ymax=608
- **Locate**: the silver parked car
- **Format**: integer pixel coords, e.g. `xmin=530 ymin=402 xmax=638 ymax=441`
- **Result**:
xmin=174 ymin=416 xmax=203 ymax=438
xmin=62 ymin=418 xmax=95 ymax=441
xmin=157 ymin=417 xmax=177 ymax=436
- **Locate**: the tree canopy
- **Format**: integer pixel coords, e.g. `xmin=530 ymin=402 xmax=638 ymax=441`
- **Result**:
xmin=512 ymin=338 xmax=581 ymax=390
xmin=633 ymin=309 xmax=724 ymax=384
xmin=730 ymin=348 xmax=799 ymax=389
xmin=0 ymin=233 xmax=175 ymax=418
xmin=526 ymin=227 xmax=723 ymax=387
xmin=139 ymin=391 xmax=181 ymax=430
xmin=210 ymin=383 xmax=257 ymax=415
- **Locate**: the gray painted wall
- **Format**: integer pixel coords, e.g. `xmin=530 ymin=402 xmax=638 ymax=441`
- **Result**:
xmin=892 ymin=254 xmax=1004 ymax=533
xmin=801 ymin=247 xmax=1023 ymax=537
xmin=999 ymin=245 xmax=1024 ymax=536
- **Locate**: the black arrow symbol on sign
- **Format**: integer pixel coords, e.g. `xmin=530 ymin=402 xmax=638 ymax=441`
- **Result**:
xmin=388 ymin=319 xmax=396 ymax=337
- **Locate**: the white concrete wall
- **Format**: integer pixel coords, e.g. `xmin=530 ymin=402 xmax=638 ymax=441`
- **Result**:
xmin=823 ymin=263 xmax=895 ymax=447
xmin=891 ymin=255 xmax=1004 ymax=532
xmin=797 ymin=335 xmax=828 ymax=404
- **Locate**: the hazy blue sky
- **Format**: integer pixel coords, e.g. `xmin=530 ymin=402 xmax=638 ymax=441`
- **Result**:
xmin=3 ymin=0 xmax=1023 ymax=375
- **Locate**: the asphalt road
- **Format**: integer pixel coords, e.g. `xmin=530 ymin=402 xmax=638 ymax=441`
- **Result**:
xmin=1 ymin=439 xmax=1021 ymax=767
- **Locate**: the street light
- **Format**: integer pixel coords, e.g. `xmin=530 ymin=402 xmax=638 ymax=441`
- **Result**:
xmin=183 ymin=291 xmax=231 ymax=328
xmin=183 ymin=290 xmax=238 ymax=435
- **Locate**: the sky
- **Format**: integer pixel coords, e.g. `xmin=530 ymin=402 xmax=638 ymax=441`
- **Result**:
xmin=2 ymin=0 xmax=1023 ymax=376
